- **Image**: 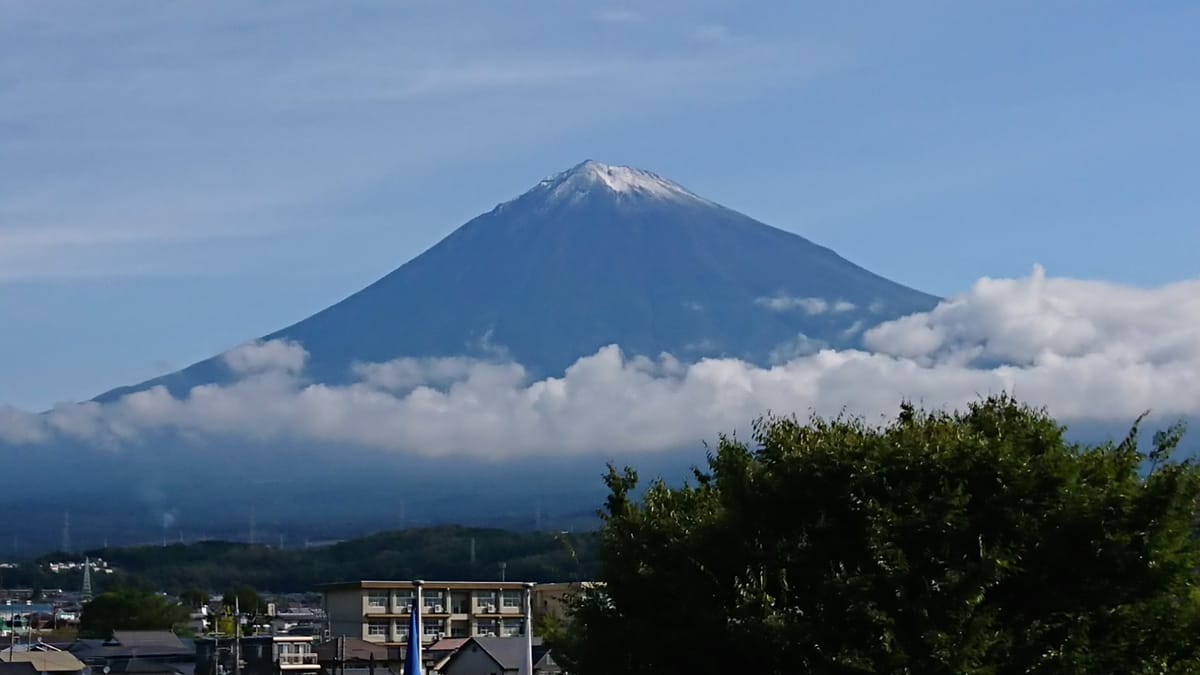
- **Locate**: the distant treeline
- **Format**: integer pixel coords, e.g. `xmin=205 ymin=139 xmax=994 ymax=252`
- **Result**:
xmin=1 ymin=526 xmax=597 ymax=594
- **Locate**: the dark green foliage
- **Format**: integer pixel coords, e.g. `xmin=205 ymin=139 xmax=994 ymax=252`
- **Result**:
xmin=222 ymin=585 xmax=262 ymax=613
xmin=559 ymin=396 xmax=1200 ymax=675
xmin=71 ymin=526 xmax=595 ymax=593
xmin=79 ymin=589 xmax=190 ymax=637
xmin=179 ymin=588 xmax=209 ymax=608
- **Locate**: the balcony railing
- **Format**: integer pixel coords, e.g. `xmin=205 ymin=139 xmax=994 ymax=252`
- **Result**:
xmin=278 ymin=654 xmax=320 ymax=666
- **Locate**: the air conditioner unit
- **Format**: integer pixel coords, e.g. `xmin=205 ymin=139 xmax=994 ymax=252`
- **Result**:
xmin=485 ymin=604 xmax=496 ymax=613
xmin=434 ymin=604 xmax=443 ymax=613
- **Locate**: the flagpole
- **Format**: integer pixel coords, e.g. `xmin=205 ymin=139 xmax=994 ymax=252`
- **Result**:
xmin=522 ymin=582 xmax=534 ymax=675
xmin=415 ymin=580 xmax=423 ymax=650
xmin=405 ymin=581 xmax=424 ymax=675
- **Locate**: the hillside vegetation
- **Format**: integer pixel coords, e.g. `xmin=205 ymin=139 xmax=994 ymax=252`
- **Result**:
xmin=7 ymin=526 xmax=596 ymax=594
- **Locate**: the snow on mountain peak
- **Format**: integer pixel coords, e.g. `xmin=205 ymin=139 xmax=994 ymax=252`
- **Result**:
xmin=530 ymin=160 xmax=710 ymax=205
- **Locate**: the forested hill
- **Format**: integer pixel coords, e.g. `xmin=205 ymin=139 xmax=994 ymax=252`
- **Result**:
xmin=8 ymin=526 xmax=597 ymax=594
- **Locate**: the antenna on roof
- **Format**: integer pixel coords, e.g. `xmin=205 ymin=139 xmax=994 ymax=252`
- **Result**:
xmin=82 ymin=558 xmax=93 ymax=602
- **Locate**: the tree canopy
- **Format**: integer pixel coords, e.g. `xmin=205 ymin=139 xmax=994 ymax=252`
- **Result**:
xmin=80 ymin=589 xmax=190 ymax=637
xmin=558 ymin=396 xmax=1200 ymax=675
xmin=222 ymin=585 xmax=262 ymax=614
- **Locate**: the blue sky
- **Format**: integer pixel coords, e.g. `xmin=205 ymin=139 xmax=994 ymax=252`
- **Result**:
xmin=2 ymin=1 xmax=1198 ymax=411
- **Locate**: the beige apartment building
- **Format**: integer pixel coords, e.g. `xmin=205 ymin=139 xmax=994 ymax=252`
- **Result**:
xmin=320 ymin=580 xmax=554 ymax=646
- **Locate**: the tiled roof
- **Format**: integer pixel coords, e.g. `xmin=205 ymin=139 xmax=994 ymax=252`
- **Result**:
xmin=0 ymin=651 xmax=86 ymax=672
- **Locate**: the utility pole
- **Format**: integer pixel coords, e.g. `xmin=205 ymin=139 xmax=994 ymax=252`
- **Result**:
xmin=521 ymin=582 xmax=534 ymax=675
xmin=234 ymin=597 xmax=241 ymax=675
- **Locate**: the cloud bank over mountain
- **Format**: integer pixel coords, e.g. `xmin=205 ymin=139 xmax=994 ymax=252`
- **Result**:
xmin=4 ymin=267 xmax=1197 ymax=456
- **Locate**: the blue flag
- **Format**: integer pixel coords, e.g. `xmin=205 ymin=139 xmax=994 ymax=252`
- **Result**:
xmin=405 ymin=598 xmax=422 ymax=675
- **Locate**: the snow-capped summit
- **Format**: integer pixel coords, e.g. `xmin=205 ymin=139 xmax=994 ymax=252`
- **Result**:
xmin=98 ymin=159 xmax=938 ymax=403
xmin=529 ymin=159 xmax=709 ymax=205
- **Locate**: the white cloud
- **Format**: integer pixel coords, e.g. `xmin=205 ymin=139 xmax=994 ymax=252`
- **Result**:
xmin=223 ymin=339 xmax=308 ymax=375
xmin=3 ymin=269 xmax=1198 ymax=457
xmin=755 ymin=294 xmax=855 ymax=314
xmin=768 ymin=334 xmax=826 ymax=365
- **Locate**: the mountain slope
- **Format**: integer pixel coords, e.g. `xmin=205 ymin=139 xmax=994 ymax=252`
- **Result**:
xmin=99 ymin=160 xmax=938 ymax=400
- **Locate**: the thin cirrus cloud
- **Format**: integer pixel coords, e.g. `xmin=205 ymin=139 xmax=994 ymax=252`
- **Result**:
xmin=2 ymin=267 xmax=1198 ymax=456
xmin=755 ymin=294 xmax=857 ymax=314
xmin=0 ymin=3 xmax=851 ymax=285
xmin=592 ymin=9 xmax=643 ymax=24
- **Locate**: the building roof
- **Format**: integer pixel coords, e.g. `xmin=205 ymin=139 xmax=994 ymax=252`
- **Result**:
xmin=425 ymin=638 xmax=468 ymax=653
xmin=317 ymin=581 xmax=533 ymax=592
xmin=314 ymin=638 xmax=388 ymax=663
xmin=444 ymin=637 xmax=544 ymax=672
xmin=0 ymin=651 xmax=86 ymax=672
xmin=0 ymin=663 xmax=39 ymax=675
xmin=111 ymin=632 xmax=187 ymax=651
xmin=70 ymin=634 xmax=193 ymax=662
xmin=107 ymin=660 xmax=184 ymax=675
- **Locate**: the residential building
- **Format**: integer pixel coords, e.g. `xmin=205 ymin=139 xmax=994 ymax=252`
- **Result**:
xmin=0 ymin=663 xmax=39 ymax=675
xmin=527 ymin=582 xmax=596 ymax=623
xmin=0 ymin=649 xmax=86 ymax=675
xmin=195 ymin=635 xmax=319 ymax=675
xmin=69 ymin=630 xmax=194 ymax=671
xmin=318 ymin=582 xmax=536 ymax=647
xmin=313 ymin=637 xmax=400 ymax=675
xmin=438 ymin=637 xmax=560 ymax=675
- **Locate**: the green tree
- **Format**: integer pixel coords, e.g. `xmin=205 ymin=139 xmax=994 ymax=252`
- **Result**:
xmin=222 ymin=585 xmax=262 ymax=614
xmin=79 ymin=589 xmax=190 ymax=637
xmin=559 ymin=396 xmax=1200 ymax=675
xmin=179 ymin=588 xmax=209 ymax=609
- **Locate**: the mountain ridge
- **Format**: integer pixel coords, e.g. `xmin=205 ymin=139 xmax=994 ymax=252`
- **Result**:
xmin=97 ymin=160 xmax=939 ymax=402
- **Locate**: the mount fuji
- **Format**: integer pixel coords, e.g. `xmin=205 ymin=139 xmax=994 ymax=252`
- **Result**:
xmin=99 ymin=160 xmax=937 ymax=401
xmin=1 ymin=161 xmax=946 ymax=551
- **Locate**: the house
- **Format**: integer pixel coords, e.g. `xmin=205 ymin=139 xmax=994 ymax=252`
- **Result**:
xmin=105 ymin=660 xmax=186 ymax=675
xmin=438 ymin=637 xmax=560 ymax=675
xmin=0 ymin=650 xmax=87 ymax=675
xmin=68 ymin=630 xmax=194 ymax=673
xmin=421 ymin=639 xmax=468 ymax=674
xmin=195 ymin=635 xmax=319 ymax=675
xmin=0 ymin=663 xmax=39 ymax=675
xmin=314 ymin=637 xmax=398 ymax=675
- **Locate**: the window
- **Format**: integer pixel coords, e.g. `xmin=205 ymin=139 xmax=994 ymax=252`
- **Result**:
xmin=367 ymin=592 xmax=388 ymax=608
xmin=501 ymin=590 xmax=522 ymax=608
xmin=395 ymin=591 xmax=414 ymax=608
xmin=396 ymin=624 xmax=410 ymax=640
xmin=501 ymin=618 xmax=523 ymax=637
xmin=367 ymin=620 xmax=388 ymax=636
xmin=475 ymin=619 xmax=498 ymax=636
xmin=475 ymin=591 xmax=497 ymax=610
xmin=423 ymin=590 xmax=445 ymax=613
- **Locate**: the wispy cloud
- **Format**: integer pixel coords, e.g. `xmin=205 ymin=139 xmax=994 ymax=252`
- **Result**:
xmin=593 ymin=9 xmax=643 ymax=24
xmin=0 ymin=4 xmax=851 ymax=283
xmin=755 ymin=294 xmax=856 ymax=314
xmin=4 ymin=269 xmax=1198 ymax=455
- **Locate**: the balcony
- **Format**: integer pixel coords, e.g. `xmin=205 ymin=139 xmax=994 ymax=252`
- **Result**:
xmin=278 ymin=653 xmax=320 ymax=669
